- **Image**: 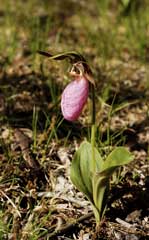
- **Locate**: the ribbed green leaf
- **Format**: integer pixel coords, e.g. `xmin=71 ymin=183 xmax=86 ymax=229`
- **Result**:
xmin=92 ymin=171 xmax=110 ymax=221
xmin=93 ymin=147 xmax=134 ymax=220
xmin=101 ymin=147 xmax=134 ymax=171
xmin=70 ymin=141 xmax=103 ymax=203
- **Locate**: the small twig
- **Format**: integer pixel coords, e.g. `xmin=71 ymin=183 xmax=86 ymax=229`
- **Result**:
xmin=116 ymin=218 xmax=133 ymax=229
xmin=111 ymin=220 xmax=147 ymax=236
xmin=0 ymin=190 xmax=21 ymax=217
xmin=47 ymin=212 xmax=94 ymax=239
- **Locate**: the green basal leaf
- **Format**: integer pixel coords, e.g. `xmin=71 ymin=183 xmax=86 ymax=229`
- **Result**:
xmin=93 ymin=147 xmax=134 ymax=221
xmin=70 ymin=141 xmax=103 ymax=203
xmin=92 ymin=204 xmax=101 ymax=223
xmin=101 ymin=147 xmax=134 ymax=171
xmin=92 ymin=171 xmax=110 ymax=222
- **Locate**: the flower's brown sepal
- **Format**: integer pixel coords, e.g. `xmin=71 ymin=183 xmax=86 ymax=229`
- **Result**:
xmin=38 ymin=50 xmax=95 ymax=86
xmin=38 ymin=51 xmax=86 ymax=64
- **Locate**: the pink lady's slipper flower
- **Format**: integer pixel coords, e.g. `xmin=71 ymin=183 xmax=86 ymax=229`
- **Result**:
xmin=61 ymin=63 xmax=89 ymax=121
xmin=37 ymin=51 xmax=94 ymax=122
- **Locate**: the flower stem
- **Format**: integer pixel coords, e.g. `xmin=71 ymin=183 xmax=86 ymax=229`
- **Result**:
xmin=91 ymin=124 xmax=95 ymax=171
xmin=91 ymin=84 xmax=96 ymax=125
xmin=91 ymin=84 xmax=96 ymax=172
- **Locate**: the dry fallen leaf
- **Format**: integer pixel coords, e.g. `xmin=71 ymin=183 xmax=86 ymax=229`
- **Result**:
xmin=14 ymin=128 xmax=39 ymax=169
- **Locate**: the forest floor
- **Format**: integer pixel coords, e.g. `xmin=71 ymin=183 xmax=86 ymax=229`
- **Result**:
xmin=0 ymin=1 xmax=148 ymax=239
